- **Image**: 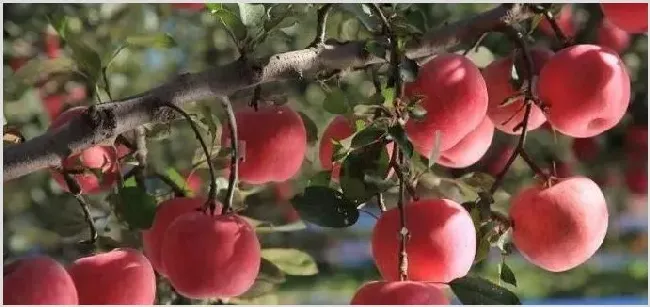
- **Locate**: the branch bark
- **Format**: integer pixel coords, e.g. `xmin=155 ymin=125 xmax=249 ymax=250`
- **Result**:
xmin=3 ymin=4 xmax=534 ymax=181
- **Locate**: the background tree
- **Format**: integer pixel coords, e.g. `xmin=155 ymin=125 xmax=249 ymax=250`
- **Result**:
xmin=3 ymin=3 xmax=648 ymax=304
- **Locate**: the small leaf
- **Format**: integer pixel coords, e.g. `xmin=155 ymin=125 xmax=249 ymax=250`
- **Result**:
xmin=381 ymin=86 xmax=396 ymax=107
xmin=365 ymin=40 xmax=387 ymax=59
xmin=211 ymin=6 xmax=248 ymax=42
xmin=387 ymin=125 xmax=414 ymax=159
xmin=164 ymin=168 xmax=193 ymax=197
xmin=238 ymin=3 xmax=266 ymax=28
xmin=14 ymin=57 xmax=77 ymax=85
xmin=351 ymin=126 xmax=386 ymax=148
xmin=125 ymin=33 xmax=177 ymax=49
xmin=298 ymin=112 xmax=319 ymax=146
xmin=261 ymin=248 xmax=318 ymax=276
xmin=450 ymin=276 xmax=521 ymax=305
xmin=499 ymin=261 xmax=517 ymax=287
xmin=460 ymin=172 xmax=496 ymax=192
xmin=427 ymin=131 xmax=442 ymax=169
xmin=116 ymin=186 xmax=158 ymax=229
xmin=323 ymin=89 xmax=350 ymax=115
xmin=399 ymin=58 xmax=419 ymax=82
xmin=307 ymin=170 xmax=332 ymax=187
xmin=474 ymin=235 xmax=491 ymax=264
xmin=290 ymin=186 xmax=359 ymax=228
xmin=408 ymin=103 xmax=427 ymax=120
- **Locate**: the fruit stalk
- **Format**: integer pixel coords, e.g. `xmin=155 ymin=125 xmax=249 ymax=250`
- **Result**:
xmin=62 ymin=171 xmax=97 ymax=244
xmin=220 ymin=96 xmax=239 ymax=215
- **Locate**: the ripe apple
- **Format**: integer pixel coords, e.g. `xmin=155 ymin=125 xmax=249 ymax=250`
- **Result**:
xmin=438 ymin=117 xmax=494 ymax=168
xmin=600 ymin=3 xmax=648 ymax=34
xmin=538 ymin=44 xmax=631 ymax=138
xmin=405 ymin=53 xmax=488 ymax=156
xmin=509 ymin=177 xmax=609 ymax=272
xmin=222 ymin=105 xmax=307 ymax=184
xmin=3 ymin=256 xmax=78 ymax=305
xmin=597 ymin=19 xmax=631 ymax=54
xmin=372 ymin=198 xmax=476 ymax=283
xmin=351 ymin=281 xmax=449 ymax=305
xmin=539 ymin=5 xmax=576 ymax=37
xmin=482 ymin=48 xmax=552 ymax=134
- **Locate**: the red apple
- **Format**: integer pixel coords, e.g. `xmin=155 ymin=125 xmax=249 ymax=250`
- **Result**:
xmin=351 ymin=281 xmax=449 ymax=305
xmin=539 ymin=5 xmax=577 ymax=37
xmin=601 ymin=3 xmax=648 ymax=34
xmin=438 ymin=117 xmax=494 ymax=168
xmin=597 ymin=19 xmax=631 ymax=54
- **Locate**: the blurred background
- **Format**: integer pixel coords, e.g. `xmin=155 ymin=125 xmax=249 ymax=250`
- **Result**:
xmin=3 ymin=3 xmax=648 ymax=305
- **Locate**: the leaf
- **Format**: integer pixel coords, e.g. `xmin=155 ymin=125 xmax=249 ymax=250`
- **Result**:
xmin=265 ymin=4 xmax=297 ymax=32
xmin=351 ymin=126 xmax=385 ymax=148
xmin=323 ymin=89 xmax=350 ymax=115
xmin=427 ymin=131 xmax=442 ymax=169
xmin=381 ymin=86 xmax=396 ymax=107
xmin=255 ymin=220 xmax=307 ymax=233
xmin=290 ymin=186 xmax=359 ymax=228
xmin=68 ymin=39 xmax=102 ymax=85
xmin=399 ymin=58 xmax=419 ymax=82
xmin=340 ymin=142 xmax=392 ymax=203
xmin=116 ymin=184 xmax=158 ymax=230
xmin=298 ymin=112 xmax=319 ymax=146
xmin=353 ymin=104 xmax=378 ymax=116
xmin=408 ymin=103 xmax=427 ymax=120
xmin=365 ymin=40 xmax=387 ymax=59
xmin=339 ymin=4 xmax=381 ymax=33
xmin=460 ymin=172 xmax=496 ymax=192
xmin=387 ymin=125 xmax=414 ymax=159
xmin=210 ymin=6 xmax=248 ymax=42
xmin=450 ymin=276 xmax=521 ymax=305
xmin=528 ymin=15 xmax=544 ymax=35
xmin=125 ymin=33 xmax=177 ymax=49
xmin=14 ymin=57 xmax=77 ymax=85
xmin=164 ymin=168 xmax=193 ymax=197
xmin=261 ymin=248 xmax=318 ymax=276
xmin=499 ymin=261 xmax=517 ymax=287
xmin=307 ymin=170 xmax=332 ymax=187
xmin=238 ymin=3 xmax=266 ymax=28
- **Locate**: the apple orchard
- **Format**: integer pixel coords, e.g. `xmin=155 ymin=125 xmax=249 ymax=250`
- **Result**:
xmin=2 ymin=3 xmax=648 ymax=305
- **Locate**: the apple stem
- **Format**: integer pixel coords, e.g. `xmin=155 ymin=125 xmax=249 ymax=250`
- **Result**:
xmin=220 ymin=96 xmax=239 ymax=215
xmin=163 ymin=102 xmax=219 ymax=214
xmin=541 ymin=8 xmax=573 ymax=48
xmin=61 ymin=171 xmax=98 ymax=245
xmin=308 ymin=4 xmax=334 ymax=48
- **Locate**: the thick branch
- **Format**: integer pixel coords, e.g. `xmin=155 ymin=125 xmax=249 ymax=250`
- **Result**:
xmin=4 ymin=4 xmax=534 ymax=181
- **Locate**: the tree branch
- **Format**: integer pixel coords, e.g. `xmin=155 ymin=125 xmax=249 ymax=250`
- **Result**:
xmin=3 ymin=4 xmax=534 ymax=181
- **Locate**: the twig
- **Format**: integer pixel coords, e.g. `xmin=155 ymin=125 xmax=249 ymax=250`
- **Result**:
xmin=542 ymin=8 xmax=572 ymax=47
xmin=308 ymin=4 xmax=334 ymax=48
xmin=61 ymin=172 xmax=97 ymax=244
xmin=162 ymin=102 xmax=218 ymax=214
xmin=519 ymin=149 xmax=548 ymax=180
xmin=396 ymin=150 xmax=409 ymax=281
xmin=133 ymin=127 xmax=147 ymax=189
xmin=220 ymin=96 xmax=239 ymax=215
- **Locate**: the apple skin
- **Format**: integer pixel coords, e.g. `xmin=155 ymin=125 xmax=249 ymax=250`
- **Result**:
xmin=222 ymin=105 xmax=307 ymax=184
xmin=600 ymin=3 xmax=648 ymax=34
xmin=481 ymin=48 xmax=552 ymax=135
xmin=405 ymin=53 xmax=488 ymax=156
xmin=538 ymin=44 xmax=631 ymax=138
xmin=3 ymin=256 xmax=79 ymax=305
xmin=597 ymin=19 xmax=631 ymax=54
xmin=350 ymin=281 xmax=449 ymax=305
xmin=372 ymin=198 xmax=476 ymax=283
xmin=437 ymin=117 xmax=494 ymax=169
xmin=509 ymin=177 xmax=609 ymax=272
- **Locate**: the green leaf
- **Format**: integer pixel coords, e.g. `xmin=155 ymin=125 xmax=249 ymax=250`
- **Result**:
xmin=351 ymin=126 xmax=386 ymax=148
xmin=258 ymin=258 xmax=286 ymax=284
xmin=116 ymin=185 xmax=158 ymax=230
xmin=460 ymin=172 xmax=496 ymax=192
xmin=427 ymin=130 xmax=442 ymax=169
xmin=365 ymin=40 xmax=387 ymax=59
xmin=210 ymin=6 xmax=248 ymax=42
xmin=387 ymin=125 xmax=414 ymax=159
xmin=340 ymin=142 xmax=392 ymax=203
xmin=46 ymin=11 xmax=69 ymax=40
xmin=381 ymin=86 xmax=396 ymax=107
xmin=164 ymin=168 xmax=193 ymax=197
xmin=68 ymin=40 xmax=102 ymax=85
xmin=450 ymin=276 xmax=521 ymax=305
xmin=14 ymin=57 xmax=77 ymax=85
xmin=499 ymin=261 xmax=517 ymax=287
xmin=290 ymin=186 xmax=359 ymax=228
xmin=125 ymin=33 xmax=177 ymax=49
xmin=238 ymin=3 xmax=266 ymax=28
xmin=323 ymin=89 xmax=350 ymax=115
xmin=264 ymin=4 xmax=298 ymax=33
xmin=307 ymin=170 xmax=332 ymax=187
xmin=399 ymin=58 xmax=419 ymax=82
xmin=261 ymin=248 xmax=319 ymax=276
xmin=298 ymin=112 xmax=319 ymax=146
xmin=339 ymin=4 xmax=382 ymax=32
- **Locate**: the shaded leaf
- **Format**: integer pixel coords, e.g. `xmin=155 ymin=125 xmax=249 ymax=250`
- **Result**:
xmin=14 ymin=57 xmax=77 ymax=85
xmin=387 ymin=125 xmax=414 ymax=159
xmin=261 ymin=248 xmax=318 ymax=276
xmin=125 ymin=33 xmax=177 ymax=49
xmin=340 ymin=142 xmax=392 ymax=203
xmin=365 ymin=40 xmax=387 ymax=59
xmin=450 ymin=275 xmax=521 ymax=305
xmin=307 ymin=170 xmax=332 ymax=187
xmin=427 ymin=130 xmax=442 ymax=168
xmin=460 ymin=172 xmax=495 ymax=192
xmin=499 ymin=261 xmax=517 ymax=287
xmin=298 ymin=112 xmax=319 ymax=146
xmin=290 ymin=186 xmax=359 ymax=228
xmin=351 ymin=126 xmax=386 ymax=148
xmin=238 ymin=3 xmax=266 ymax=28
xmin=116 ymin=184 xmax=158 ymax=230
xmin=324 ymin=89 xmax=350 ymax=115
xmin=339 ymin=4 xmax=382 ymax=32
xmin=399 ymin=58 xmax=419 ymax=82
xmin=210 ymin=5 xmax=248 ymax=42
xmin=68 ymin=39 xmax=102 ymax=85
